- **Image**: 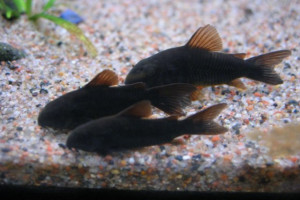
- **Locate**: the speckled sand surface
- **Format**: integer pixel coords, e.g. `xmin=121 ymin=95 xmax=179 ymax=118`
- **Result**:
xmin=1 ymin=0 xmax=300 ymax=192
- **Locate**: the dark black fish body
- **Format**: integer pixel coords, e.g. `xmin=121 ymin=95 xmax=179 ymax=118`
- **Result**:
xmin=38 ymin=70 xmax=196 ymax=130
xmin=133 ymin=46 xmax=247 ymax=87
xmin=125 ymin=24 xmax=291 ymax=90
xmin=66 ymin=101 xmax=227 ymax=155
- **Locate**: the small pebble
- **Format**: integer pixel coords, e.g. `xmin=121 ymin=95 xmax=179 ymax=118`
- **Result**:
xmin=40 ymin=89 xmax=48 ymax=94
xmin=287 ymin=100 xmax=298 ymax=106
xmin=175 ymin=155 xmax=183 ymax=161
xmin=7 ymin=117 xmax=16 ymax=123
xmin=8 ymin=64 xmax=19 ymax=70
xmin=192 ymin=154 xmax=202 ymax=161
xmin=1 ymin=148 xmax=11 ymax=153
xmin=232 ymin=123 xmax=242 ymax=134
xmin=111 ymin=169 xmax=120 ymax=175
xmin=58 ymin=143 xmax=67 ymax=149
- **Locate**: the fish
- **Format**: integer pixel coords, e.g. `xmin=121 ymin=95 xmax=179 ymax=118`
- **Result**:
xmin=124 ymin=24 xmax=291 ymax=98
xmin=38 ymin=69 xmax=196 ymax=130
xmin=66 ymin=101 xmax=228 ymax=155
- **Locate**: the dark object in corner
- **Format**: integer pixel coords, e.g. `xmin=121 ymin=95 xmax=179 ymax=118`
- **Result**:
xmin=0 ymin=185 xmax=300 ymax=200
xmin=0 ymin=42 xmax=26 ymax=62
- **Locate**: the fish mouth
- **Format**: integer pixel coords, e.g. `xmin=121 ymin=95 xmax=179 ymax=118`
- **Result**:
xmin=66 ymin=145 xmax=80 ymax=152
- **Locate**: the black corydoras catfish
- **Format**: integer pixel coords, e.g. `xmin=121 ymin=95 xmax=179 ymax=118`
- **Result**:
xmin=38 ymin=70 xmax=196 ymax=130
xmin=66 ymin=101 xmax=228 ymax=155
xmin=125 ymin=24 xmax=291 ymax=91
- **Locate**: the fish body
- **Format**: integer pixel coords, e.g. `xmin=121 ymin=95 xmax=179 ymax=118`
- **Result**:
xmin=125 ymin=25 xmax=291 ymax=90
xmin=66 ymin=101 xmax=227 ymax=155
xmin=38 ymin=70 xmax=196 ymax=130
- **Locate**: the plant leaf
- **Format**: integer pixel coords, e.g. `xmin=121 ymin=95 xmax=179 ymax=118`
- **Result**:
xmin=25 ymin=0 xmax=32 ymax=16
xmin=13 ymin=0 xmax=25 ymax=12
xmin=6 ymin=9 xmax=12 ymax=18
xmin=30 ymin=13 xmax=97 ymax=57
xmin=42 ymin=0 xmax=55 ymax=12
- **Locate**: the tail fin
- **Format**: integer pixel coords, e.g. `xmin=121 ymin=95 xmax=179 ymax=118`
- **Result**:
xmin=246 ymin=50 xmax=291 ymax=85
xmin=185 ymin=103 xmax=228 ymax=135
xmin=147 ymin=83 xmax=196 ymax=116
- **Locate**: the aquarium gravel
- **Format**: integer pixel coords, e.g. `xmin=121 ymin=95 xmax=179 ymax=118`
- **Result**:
xmin=0 ymin=0 xmax=299 ymax=192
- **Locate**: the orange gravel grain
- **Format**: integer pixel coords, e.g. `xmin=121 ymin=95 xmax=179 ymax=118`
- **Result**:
xmin=246 ymin=105 xmax=254 ymax=111
xmin=211 ymin=135 xmax=220 ymax=142
xmin=221 ymin=174 xmax=228 ymax=181
xmin=223 ymin=154 xmax=233 ymax=162
xmin=254 ymin=92 xmax=263 ymax=97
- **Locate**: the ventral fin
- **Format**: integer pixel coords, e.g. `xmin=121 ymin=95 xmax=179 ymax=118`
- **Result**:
xmin=186 ymin=24 xmax=223 ymax=51
xmin=118 ymin=101 xmax=152 ymax=118
xmin=231 ymin=53 xmax=246 ymax=59
xmin=190 ymin=88 xmax=204 ymax=101
xmin=85 ymin=69 xmax=118 ymax=88
xmin=228 ymin=79 xmax=246 ymax=90
xmin=165 ymin=116 xmax=179 ymax=120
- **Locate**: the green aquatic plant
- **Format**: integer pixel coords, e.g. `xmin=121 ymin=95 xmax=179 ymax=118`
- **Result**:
xmin=0 ymin=0 xmax=97 ymax=57
xmin=0 ymin=0 xmax=25 ymax=19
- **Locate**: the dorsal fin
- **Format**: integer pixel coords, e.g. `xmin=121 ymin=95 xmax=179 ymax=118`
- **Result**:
xmin=85 ymin=69 xmax=118 ymax=88
xmin=186 ymin=24 xmax=223 ymax=51
xmin=118 ymin=101 xmax=152 ymax=118
xmin=231 ymin=53 xmax=246 ymax=59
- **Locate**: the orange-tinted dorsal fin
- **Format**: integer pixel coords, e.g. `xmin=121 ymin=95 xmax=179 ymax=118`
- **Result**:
xmin=231 ymin=53 xmax=246 ymax=59
xmin=85 ymin=69 xmax=119 ymax=88
xmin=185 ymin=24 xmax=223 ymax=52
xmin=118 ymin=101 xmax=152 ymax=118
xmin=228 ymin=79 xmax=247 ymax=90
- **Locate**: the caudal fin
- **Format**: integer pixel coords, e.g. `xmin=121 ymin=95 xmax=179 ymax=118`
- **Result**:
xmin=185 ymin=103 xmax=228 ymax=135
xmin=246 ymin=50 xmax=291 ymax=85
xmin=147 ymin=83 xmax=196 ymax=115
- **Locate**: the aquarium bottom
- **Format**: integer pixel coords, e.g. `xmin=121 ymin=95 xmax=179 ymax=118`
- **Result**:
xmin=0 ymin=185 xmax=299 ymax=200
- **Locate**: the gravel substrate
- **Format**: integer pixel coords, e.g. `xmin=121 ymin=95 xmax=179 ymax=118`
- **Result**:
xmin=0 ymin=0 xmax=299 ymax=192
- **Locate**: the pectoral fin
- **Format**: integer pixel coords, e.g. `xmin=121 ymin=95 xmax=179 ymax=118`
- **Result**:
xmin=187 ymin=103 xmax=227 ymax=122
xmin=228 ymin=79 xmax=246 ymax=90
xmin=118 ymin=101 xmax=152 ymax=118
xmin=190 ymin=87 xmax=204 ymax=101
xmin=185 ymin=24 xmax=223 ymax=52
xmin=231 ymin=53 xmax=246 ymax=59
xmin=186 ymin=103 xmax=228 ymax=135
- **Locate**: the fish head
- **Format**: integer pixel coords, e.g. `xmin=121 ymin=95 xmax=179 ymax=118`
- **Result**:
xmin=125 ymin=59 xmax=160 ymax=86
xmin=37 ymin=94 xmax=82 ymax=130
xmin=66 ymin=127 xmax=94 ymax=152
xmin=66 ymin=122 xmax=108 ymax=153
